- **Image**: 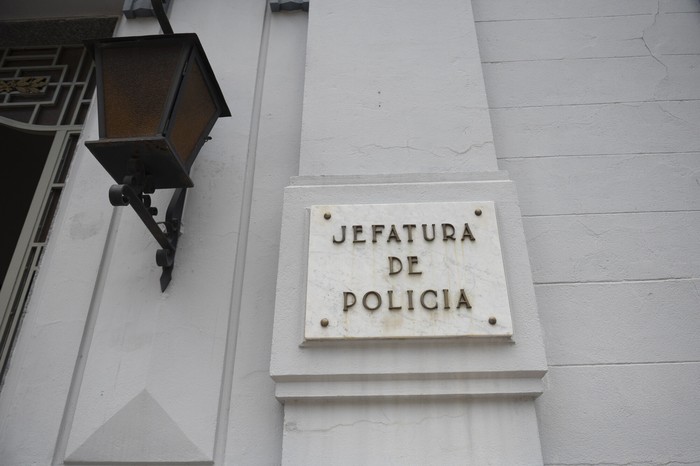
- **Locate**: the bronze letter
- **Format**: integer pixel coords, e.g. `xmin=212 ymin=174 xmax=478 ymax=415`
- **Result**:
xmin=442 ymin=289 xmax=450 ymax=309
xmin=461 ymin=223 xmax=475 ymax=242
xmin=388 ymin=290 xmax=401 ymax=310
xmin=407 ymin=256 xmax=422 ymax=275
xmin=387 ymin=225 xmax=401 ymax=242
xmin=402 ymin=224 xmax=416 ymax=242
xmin=442 ymin=223 xmax=456 ymax=241
xmin=407 ymin=290 xmax=415 ymax=310
xmin=420 ymin=289 xmax=438 ymax=310
xmin=422 ymin=224 xmax=436 ymax=241
xmin=343 ymin=292 xmax=356 ymax=311
xmin=372 ymin=224 xmax=384 ymax=243
xmin=457 ymin=289 xmax=472 ymax=309
xmin=332 ymin=225 xmax=346 ymax=244
xmin=353 ymin=225 xmax=365 ymax=243
xmin=388 ymin=256 xmax=403 ymax=275
xmin=363 ymin=291 xmax=382 ymax=311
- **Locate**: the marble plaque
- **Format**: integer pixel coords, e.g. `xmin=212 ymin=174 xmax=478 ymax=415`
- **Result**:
xmin=304 ymin=202 xmax=513 ymax=340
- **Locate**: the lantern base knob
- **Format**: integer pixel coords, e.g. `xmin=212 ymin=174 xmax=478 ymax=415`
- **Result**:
xmin=107 ymin=174 xmax=187 ymax=291
xmin=86 ymin=136 xmax=194 ymax=190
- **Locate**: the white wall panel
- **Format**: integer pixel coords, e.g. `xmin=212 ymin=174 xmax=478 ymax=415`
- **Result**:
xmin=524 ymin=212 xmax=700 ymax=284
xmin=492 ymin=101 xmax=700 ymax=158
xmin=536 ymin=280 xmax=700 ymax=365
xmin=477 ymin=15 xmax=655 ymax=62
xmin=484 ymin=55 xmax=700 ymax=108
xmin=661 ymin=0 xmax=700 ymax=13
xmin=473 ymin=0 xmax=700 ymax=21
xmin=537 ymin=364 xmax=700 ymax=465
xmin=477 ymin=13 xmax=700 ymax=63
xmin=473 ymin=0 xmax=658 ymax=21
xmin=500 ymin=153 xmax=700 ymax=216
xmin=643 ymin=12 xmax=700 ymax=55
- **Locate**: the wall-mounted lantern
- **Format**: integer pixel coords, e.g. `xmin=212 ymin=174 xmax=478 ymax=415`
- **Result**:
xmin=85 ymin=32 xmax=230 ymax=291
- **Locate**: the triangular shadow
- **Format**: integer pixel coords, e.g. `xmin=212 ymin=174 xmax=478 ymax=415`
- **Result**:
xmin=66 ymin=390 xmax=209 ymax=463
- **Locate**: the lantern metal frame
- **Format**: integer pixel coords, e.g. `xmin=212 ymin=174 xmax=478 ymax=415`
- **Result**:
xmin=85 ymin=32 xmax=230 ymax=291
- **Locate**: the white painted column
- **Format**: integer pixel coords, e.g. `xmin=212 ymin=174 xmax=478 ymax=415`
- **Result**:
xmin=271 ymin=0 xmax=548 ymax=464
xmin=52 ymin=1 xmax=269 ymax=463
xmin=299 ymin=0 xmax=498 ymax=175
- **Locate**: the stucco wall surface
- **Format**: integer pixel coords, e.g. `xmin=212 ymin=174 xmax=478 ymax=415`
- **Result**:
xmin=0 ymin=1 xmax=698 ymax=465
xmin=473 ymin=1 xmax=700 ymax=464
xmin=0 ymin=2 xmax=306 ymax=464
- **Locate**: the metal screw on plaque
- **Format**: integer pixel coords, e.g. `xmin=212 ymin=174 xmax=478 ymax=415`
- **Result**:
xmin=475 ymin=208 xmax=482 ymax=216
xmin=324 ymin=212 xmax=331 ymax=220
xmin=488 ymin=316 xmax=497 ymax=325
xmin=321 ymin=318 xmax=329 ymax=327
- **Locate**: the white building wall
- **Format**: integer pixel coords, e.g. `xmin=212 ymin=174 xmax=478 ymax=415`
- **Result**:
xmin=0 ymin=1 xmax=699 ymax=465
xmin=472 ymin=1 xmax=700 ymax=464
xmin=0 ymin=1 xmax=298 ymax=464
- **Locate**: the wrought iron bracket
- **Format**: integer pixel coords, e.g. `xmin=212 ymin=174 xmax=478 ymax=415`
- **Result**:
xmin=269 ymin=0 xmax=309 ymax=12
xmin=123 ymin=0 xmax=170 ymax=18
xmin=108 ymin=167 xmax=187 ymax=291
xmin=123 ymin=1 xmax=174 ymax=35
xmin=151 ymin=0 xmax=174 ymax=35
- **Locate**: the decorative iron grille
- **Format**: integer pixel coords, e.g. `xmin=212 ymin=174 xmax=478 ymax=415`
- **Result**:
xmin=0 ymin=44 xmax=96 ymax=385
xmin=0 ymin=45 xmax=95 ymax=125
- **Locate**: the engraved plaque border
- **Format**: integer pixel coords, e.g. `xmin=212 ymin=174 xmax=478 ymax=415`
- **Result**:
xmin=304 ymin=201 xmax=513 ymax=340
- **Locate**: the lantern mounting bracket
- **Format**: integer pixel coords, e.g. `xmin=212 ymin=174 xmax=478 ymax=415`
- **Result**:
xmin=108 ymin=161 xmax=187 ymax=291
xmin=150 ymin=0 xmax=174 ymax=35
xmin=85 ymin=32 xmax=230 ymax=291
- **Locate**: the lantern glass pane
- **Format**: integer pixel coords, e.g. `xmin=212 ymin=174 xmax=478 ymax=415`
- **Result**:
xmin=169 ymin=58 xmax=218 ymax=166
xmin=101 ymin=42 xmax=183 ymax=138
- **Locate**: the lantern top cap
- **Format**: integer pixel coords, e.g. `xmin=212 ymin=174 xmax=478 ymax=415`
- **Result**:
xmin=85 ymin=32 xmax=230 ymax=117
